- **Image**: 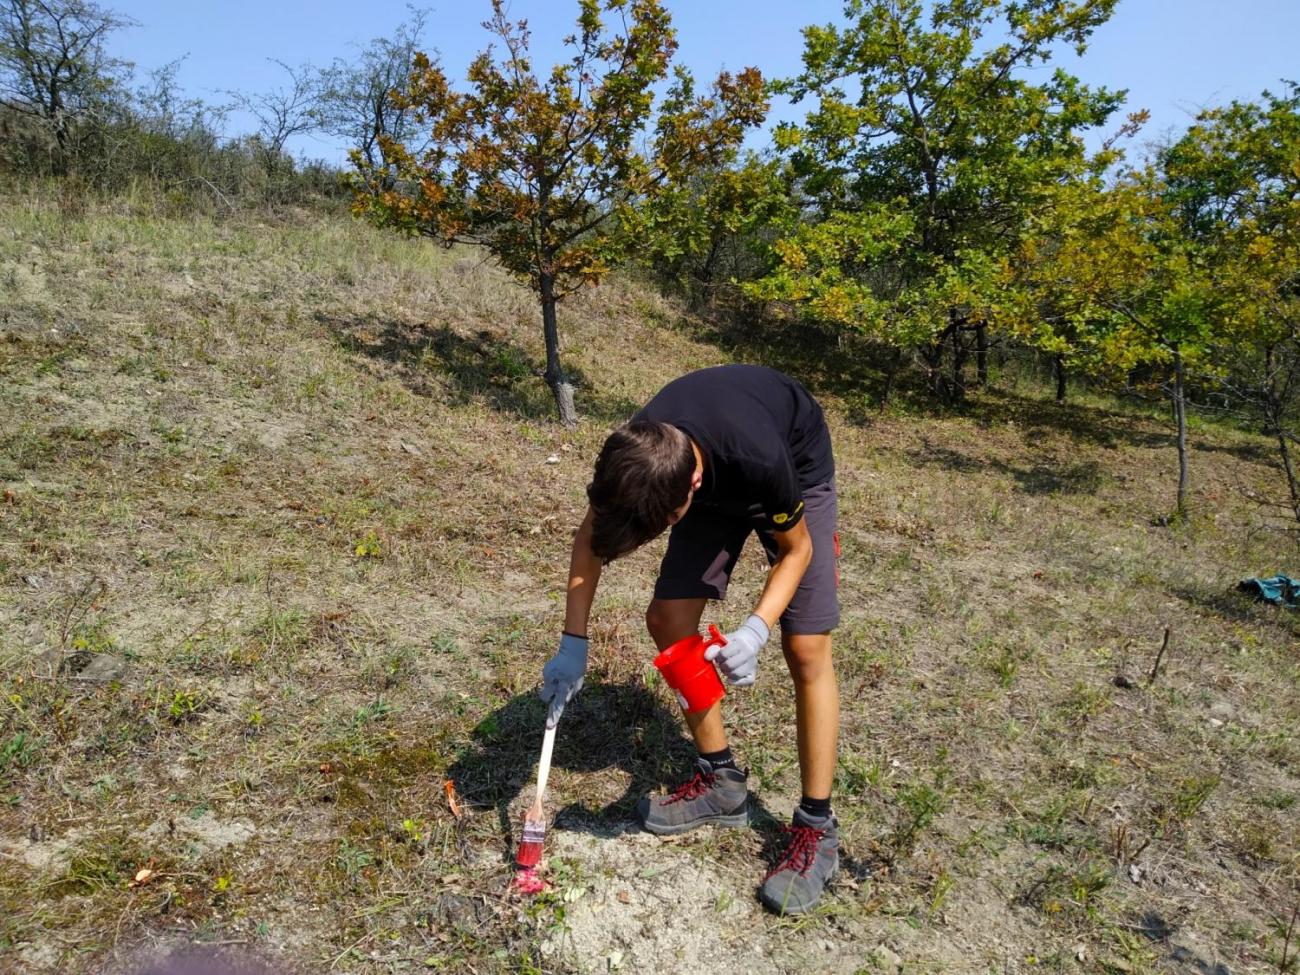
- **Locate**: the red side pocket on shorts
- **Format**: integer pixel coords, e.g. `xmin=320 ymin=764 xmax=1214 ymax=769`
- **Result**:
xmin=833 ymin=531 xmax=841 ymax=587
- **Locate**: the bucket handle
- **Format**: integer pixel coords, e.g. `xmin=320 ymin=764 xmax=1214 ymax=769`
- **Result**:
xmin=704 ymin=624 xmax=727 ymax=649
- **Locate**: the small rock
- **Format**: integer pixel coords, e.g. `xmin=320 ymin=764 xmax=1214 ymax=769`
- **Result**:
xmin=871 ymin=945 xmax=902 ymax=971
xmin=77 ymin=653 xmax=129 ymax=683
xmin=1207 ymin=717 xmax=1224 ymax=728
xmin=1074 ymin=944 xmax=1087 ymax=962
xmin=1128 ymin=864 xmax=1144 ymax=884
xmin=425 ymin=893 xmax=486 ymax=933
xmin=1209 ymin=700 xmax=1234 ymax=720
xmin=49 ymin=650 xmax=128 ymax=683
xmin=545 ymin=454 xmax=560 ymax=465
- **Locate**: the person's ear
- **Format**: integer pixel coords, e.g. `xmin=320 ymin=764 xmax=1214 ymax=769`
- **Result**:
xmin=691 ymin=470 xmax=703 ymax=491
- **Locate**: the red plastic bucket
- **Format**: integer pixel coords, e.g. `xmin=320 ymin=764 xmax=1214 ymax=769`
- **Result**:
xmin=653 ymin=625 xmax=727 ymax=713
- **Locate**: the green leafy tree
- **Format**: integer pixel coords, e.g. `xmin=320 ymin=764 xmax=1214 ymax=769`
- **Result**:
xmin=750 ymin=0 xmax=1124 ymax=401
xmin=629 ymin=151 xmax=794 ymax=303
xmin=1015 ymin=88 xmax=1300 ymax=523
xmin=352 ymin=0 xmax=766 ymax=425
xmin=1011 ymin=169 xmax=1229 ymax=520
xmin=1160 ymin=86 xmax=1300 ymax=523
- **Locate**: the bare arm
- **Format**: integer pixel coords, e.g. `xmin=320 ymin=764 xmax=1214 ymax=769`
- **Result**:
xmin=563 ymin=506 xmax=603 ymax=637
xmin=752 ymin=517 xmax=814 ymax=629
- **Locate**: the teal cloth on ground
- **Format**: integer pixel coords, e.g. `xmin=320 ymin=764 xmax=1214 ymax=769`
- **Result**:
xmin=1237 ymin=574 xmax=1300 ymax=608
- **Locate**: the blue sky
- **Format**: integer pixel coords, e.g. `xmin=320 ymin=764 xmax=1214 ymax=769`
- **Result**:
xmin=107 ymin=0 xmax=1300 ymax=162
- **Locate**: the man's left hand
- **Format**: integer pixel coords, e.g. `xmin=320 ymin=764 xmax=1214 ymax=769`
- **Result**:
xmin=706 ymin=614 xmax=770 ymax=686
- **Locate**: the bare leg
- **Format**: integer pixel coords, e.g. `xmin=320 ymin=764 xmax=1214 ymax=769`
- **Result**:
xmin=645 ymin=597 xmax=726 ymax=752
xmin=782 ymin=631 xmax=837 ymax=799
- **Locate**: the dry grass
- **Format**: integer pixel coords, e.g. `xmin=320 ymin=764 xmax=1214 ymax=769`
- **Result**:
xmin=1 ymin=192 xmax=1297 ymax=975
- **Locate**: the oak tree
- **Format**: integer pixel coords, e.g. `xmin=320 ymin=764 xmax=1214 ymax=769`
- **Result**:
xmin=1012 ymin=170 xmax=1227 ymax=520
xmin=353 ymin=0 xmax=766 ymax=425
xmin=750 ymin=0 xmax=1123 ymax=401
xmin=628 ymin=151 xmax=794 ymax=303
xmin=1162 ymin=86 xmax=1300 ymax=522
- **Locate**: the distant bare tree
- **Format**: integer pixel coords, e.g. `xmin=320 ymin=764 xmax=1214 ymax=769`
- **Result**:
xmin=228 ymin=58 xmax=319 ymax=175
xmin=317 ymin=5 xmax=431 ymax=190
xmin=135 ymin=56 xmax=224 ymax=140
xmin=0 ymin=0 xmax=134 ymax=169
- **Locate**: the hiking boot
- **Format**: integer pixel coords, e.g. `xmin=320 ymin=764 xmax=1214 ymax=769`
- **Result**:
xmin=758 ymin=807 xmax=839 ymax=915
xmin=637 ymin=759 xmax=750 ymax=835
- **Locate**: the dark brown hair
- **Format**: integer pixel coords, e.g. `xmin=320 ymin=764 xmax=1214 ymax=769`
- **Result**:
xmin=587 ymin=420 xmax=695 ymax=561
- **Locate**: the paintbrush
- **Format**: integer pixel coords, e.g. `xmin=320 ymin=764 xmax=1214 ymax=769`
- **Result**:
xmin=515 ymin=722 xmax=556 ymax=869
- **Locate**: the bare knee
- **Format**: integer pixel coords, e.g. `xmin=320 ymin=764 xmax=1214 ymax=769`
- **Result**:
xmin=645 ymin=598 xmax=705 ymax=650
xmin=783 ymin=632 xmax=833 ymax=684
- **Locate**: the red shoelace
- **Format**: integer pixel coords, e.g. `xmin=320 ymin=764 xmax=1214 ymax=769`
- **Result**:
xmin=765 ymin=824 xmax=826 ymax=879
xmin=662 ymin=770 xmax=716 ymax=805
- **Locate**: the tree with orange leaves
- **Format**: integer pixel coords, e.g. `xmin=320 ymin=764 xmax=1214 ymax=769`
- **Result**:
xmin=352 ymin=0 xmax=767 ymax=425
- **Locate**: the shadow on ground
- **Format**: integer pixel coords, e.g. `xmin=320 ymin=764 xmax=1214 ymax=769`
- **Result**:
xmin=907 ymin=439 xmax=1113 ymax=496
xmin=1170 ymin=582 xmax=1300 ymax=636
xmin=447 ymin=680 xmax=785 ymax=861
xmin=1132 ymin=911 xmax=1233 ymax=975
xmin=320 ymin=312 xmax=640 ymax=425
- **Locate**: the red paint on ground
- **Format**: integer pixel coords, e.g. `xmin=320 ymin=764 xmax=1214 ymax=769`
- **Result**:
xmin=512 ymin=867 xmax=549 ymax=895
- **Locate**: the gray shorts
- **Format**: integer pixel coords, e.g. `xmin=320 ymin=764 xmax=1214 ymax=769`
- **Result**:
xmin=653 ymin=479 xmax=839 ymax=634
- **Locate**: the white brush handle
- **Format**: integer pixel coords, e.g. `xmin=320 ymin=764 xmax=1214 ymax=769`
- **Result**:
xmin=535 ymin=723 xmax=557 ymax=799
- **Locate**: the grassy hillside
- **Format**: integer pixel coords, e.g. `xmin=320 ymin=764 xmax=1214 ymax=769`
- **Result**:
xmin=1 ymin=193 xmax=1297 ymax=975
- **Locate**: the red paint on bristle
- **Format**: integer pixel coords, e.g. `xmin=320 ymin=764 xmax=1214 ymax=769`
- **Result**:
xmin=515 ymin=818 xmax=545 ymax=868
xmin=515 ymin=839 xmax=542 ymax=868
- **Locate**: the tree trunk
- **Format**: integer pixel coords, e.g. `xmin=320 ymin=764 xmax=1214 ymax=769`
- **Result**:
xmin=539 ymin=272 xmax=577 ymax=428
xmin=1054 ymin=354 xmax=1067 ymax=404
xmin=1274 ymin=428 xmax=1300 ymax=526
xmin=949 ymin=319 xmax=968 ymax=401
xmin=1172 ymin=348 xmax=1189 ymax=521
xmin=975 ymin=323 xmax=989 ymax=388
xmin=923 ymin=338 xmax=948 ymax=401
xmin=697 ymin=235 xmax=722 ymax=287
xmin=1262 ymin=346 xmax=1300 ymax=525
xmin=879 ymin=346 xmax=905 ymax=411
xmin=50 ymin=107 xmax=70 ymax=177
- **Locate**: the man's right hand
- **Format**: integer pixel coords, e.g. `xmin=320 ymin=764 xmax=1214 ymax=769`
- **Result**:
xmin=539 ymin=633 xmax=589 ymax=728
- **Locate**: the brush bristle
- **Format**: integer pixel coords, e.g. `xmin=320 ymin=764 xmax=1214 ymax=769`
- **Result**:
xmin=516 ymin=817 xmax=545 ymax=867
xmin=515 ymin=838 xmax=542 ymax=868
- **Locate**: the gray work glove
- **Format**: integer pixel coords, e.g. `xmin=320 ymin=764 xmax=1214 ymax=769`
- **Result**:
xmin=539 ymin=632 xmax=589 ymax=728
xmin=705 ymin=614 xmax=770 ymax=687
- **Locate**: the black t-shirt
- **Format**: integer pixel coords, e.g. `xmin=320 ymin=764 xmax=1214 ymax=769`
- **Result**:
xmin=634 ymin=365 xmax=834 ymax=531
